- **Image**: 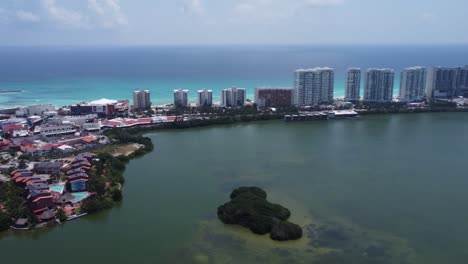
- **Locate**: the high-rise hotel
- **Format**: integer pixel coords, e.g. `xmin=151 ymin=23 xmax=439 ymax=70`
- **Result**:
xmin=173 ymin=89 xmax=189 ymax=107
xmin=133 ymin=89 xmax=151 ymax=110
xmin=399 ymin=67 xmax=426 ymax=102
xmin=294 ymin=67 xmax=334 ymax=106
xmin=426 ymin=66 xmax=468 ymax=99
xmin=197 ymin=89 xmax=213 ymax=107
xmin=364 ymin=68 xmax=395 ymax=102
xmin=221 ymin=87 xmax=246 ymax=107
xmin=345 ymin=68 xmax=361 ymax=102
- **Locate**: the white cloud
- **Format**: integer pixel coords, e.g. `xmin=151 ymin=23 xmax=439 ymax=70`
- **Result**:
xmin=16 ymin=10 xmax=41 ymax=23
xmin=420 ymin=12 xmax=437 ymax=23
xmin=234 ymin=3 xmax=255 ymax=14
xmin=41 ymin=0 xmax=86 ymax=28
xmin=182 ymin=0 xmax=205 ymax=16
xmin=88 ymin=0 xmax=128 ymax=29
xmin=232 ymin=0 xmax=347 ymax=19
xmin=305 ymin=0 xmax=344 ymax=8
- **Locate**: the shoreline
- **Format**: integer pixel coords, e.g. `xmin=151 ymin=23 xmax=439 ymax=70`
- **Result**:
xmin=1 ymin=108 xmax=467 ymax=235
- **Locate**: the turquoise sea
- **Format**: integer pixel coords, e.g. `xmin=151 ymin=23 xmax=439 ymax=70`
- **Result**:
xmin=0 ymin=45 xmax=468 ymax=107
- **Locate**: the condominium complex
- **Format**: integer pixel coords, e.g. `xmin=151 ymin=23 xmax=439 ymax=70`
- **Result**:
xmin=455 ymin=66 xmax=468 ymax=97
xmin=173 ymin=89 xmax=189 ymax=107
xmin=345 ymin=68 xmax=361 ymax=102
xmin=254 ymin=87 xmax=293 ymax=109
xmin=197 ymin=89 xmax=213 ymax=107
xmin=133 ymin=90 xmax=151 ymax=110
xmin=221 ymin=87 xmax=246 ymax=107
xmin=399 ymin=67 xmax=426 ymax=102
xmin=294 ymin=67 xmax=334 ymax=106
xmin=427 ymin=67 xmax=458 ymax=99
xmin=364 ymin=68 xmax=395 ymax=102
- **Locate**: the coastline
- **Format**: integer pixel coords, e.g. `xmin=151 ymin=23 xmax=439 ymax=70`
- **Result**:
xmin=1 ymin=107 xmax=467 ymax=235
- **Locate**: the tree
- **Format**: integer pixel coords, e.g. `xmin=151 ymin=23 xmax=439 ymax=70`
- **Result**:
xmin=56 ymin=208 xmax=67 ymax=222
xmin=18 ymin=159 xmax=27 ymax=169
xmin=0 ymin=211 xmax=11 ymax=231
xmin=111 ymin=188 xmax=123 ymax=202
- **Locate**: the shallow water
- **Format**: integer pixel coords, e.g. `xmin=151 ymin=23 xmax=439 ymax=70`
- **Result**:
xmin=2 ymin=112 xmax=468 ymax=264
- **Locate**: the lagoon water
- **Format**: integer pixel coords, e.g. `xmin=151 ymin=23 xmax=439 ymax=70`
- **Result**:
xmin=1 ymin=45 xmax=468 ymax=107
xmin=2 ymin=112 xmax=468 ymax=264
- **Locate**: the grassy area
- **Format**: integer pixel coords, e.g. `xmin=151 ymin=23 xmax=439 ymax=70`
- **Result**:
xmin=92 ymin=143 xmax=143 ymax=157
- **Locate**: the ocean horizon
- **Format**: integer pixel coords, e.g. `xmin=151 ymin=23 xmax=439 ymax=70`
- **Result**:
xmin=1 ymin=45 xmax=467 ymax=107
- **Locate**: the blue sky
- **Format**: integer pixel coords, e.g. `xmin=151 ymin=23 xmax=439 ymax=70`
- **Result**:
xmin=0 ymin=0 xmax=467 ymax=45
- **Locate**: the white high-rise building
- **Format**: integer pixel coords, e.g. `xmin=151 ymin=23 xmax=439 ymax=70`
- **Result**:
xmin=133 ymin=90 xmax=151 ymax=110
xmin=399 ymin=67 xmax=426 ymax=102
xmin=173 ymin=89 xmax=189 ymax=107
xmin=345 ymin=68 xmax=361 ymax=102
xmin=221 ymin=88 xmax=246 ymax=107
xmin=294 ymin=67 xmax=334 ymax=106
xmin=364 ymin=68 xmax=395 ymax=102
xmin=197 ymin=89 xmax=213 ymax=107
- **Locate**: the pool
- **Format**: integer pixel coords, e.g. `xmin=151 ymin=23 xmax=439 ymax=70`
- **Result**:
xmin=49 ymin=183 xmax=66 ymax=194
xmin=70 ymin=192 xmax=89 ymax=203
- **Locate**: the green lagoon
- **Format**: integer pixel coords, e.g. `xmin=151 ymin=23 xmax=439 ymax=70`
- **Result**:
xmin=2 ymin=112 xmax=468 ymax=264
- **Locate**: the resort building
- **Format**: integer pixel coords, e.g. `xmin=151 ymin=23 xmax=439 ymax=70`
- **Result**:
xmin=254 ymin=87 xmax=293 ymax=109
xmin=364 ymin=68 xmax=395 ymax=102
xmin=173 ymin=89 xmax=189 ymax=107
xmin=399 ymin=66 xmax=427 ymax=102
xmin=197 ymin=89 xmax=213 ymax=107
xmin=455 ymin=65 xmax=468 ymax=97
xmin=34 ymin=161 xmax=63 ymax=175
xmin=15 ymin=104 xmax=55 ymax=117
xmin=426 ymin=67 xmax=458 ymax=99
xmin=70 ymin=99 xmax=129 ymax=117
xmin=133 ymin=90 xmax=151 ymax=110
xmin=294 ymin=67 xmax=334 ymax=106
xmin=345 ymin=68 xmax=361 ymax=102
xmin=221 ymin=87 xmax=246 ymax=107
xmin=40 ymin=125 xmax=76 ymax=137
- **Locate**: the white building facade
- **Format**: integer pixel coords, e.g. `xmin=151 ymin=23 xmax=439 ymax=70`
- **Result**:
xmin=294 ymin=67 xmax=334 ymax=106
xmin=15 ymin=104 xmax=55 ymax=117
xmin=197 ymin=89 xmax=213 ymax=107
xmin=399 ymin=67 xmax=426 ymax=102
xmin=364 ymin=68 xmax=395 ymax=102
xmin=221 ymin=88 xmax=246 ymax=107
xmin=173 ymin=89 xmax=189 ymax=107
xmin=133 ymin=90 xmax=151 ymax=110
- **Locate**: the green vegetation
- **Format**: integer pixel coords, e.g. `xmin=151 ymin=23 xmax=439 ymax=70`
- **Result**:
xmin=0 ymin=182 xmax=36 ymax=228
xmin=217 ymin=187 xmax=303 ymax=241
xmin=79 ymin=130 xmax=154 ymax=214
xmin=56 ymin=208 xmax=67 ymax=222
xmin=81 ymin=197 xmax=114 ymax=214
xmin=0 ymin=211 xmax=11 ymax=231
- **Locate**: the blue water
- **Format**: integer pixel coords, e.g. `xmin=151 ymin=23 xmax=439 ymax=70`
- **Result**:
xmin=49 ymin=183 xmax=65 ymax=194
xmin=1 ymin=45 xmax=468 ymax=107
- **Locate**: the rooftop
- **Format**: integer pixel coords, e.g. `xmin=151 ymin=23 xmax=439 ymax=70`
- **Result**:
xmin=295 ymin=67 xmax=334 ymax=72
xmin=88 ymin=98 xmax=118 ymax=105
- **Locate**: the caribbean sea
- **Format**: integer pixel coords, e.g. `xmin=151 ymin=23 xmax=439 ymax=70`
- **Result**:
xmin=0 ymin=45 xmax=467 ymax=107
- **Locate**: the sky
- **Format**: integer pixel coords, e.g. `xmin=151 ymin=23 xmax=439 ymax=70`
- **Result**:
xmin=0 ymin=0 xmax=467 ymax=46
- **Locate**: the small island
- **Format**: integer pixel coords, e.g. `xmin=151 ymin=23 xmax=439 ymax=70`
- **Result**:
xmin=217 ymin=187 xmax=302 ymax=241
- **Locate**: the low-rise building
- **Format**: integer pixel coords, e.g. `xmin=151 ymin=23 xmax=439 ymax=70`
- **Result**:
xmin=40 ymin=125 xmax=76 ymax=137
xmin=34 ymin=161 xmax=63 ymax=175
xmin=15 ymin=104 xmax=55 ymax=117
xmin=70 ymin=99 xmax=129 ymax=117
